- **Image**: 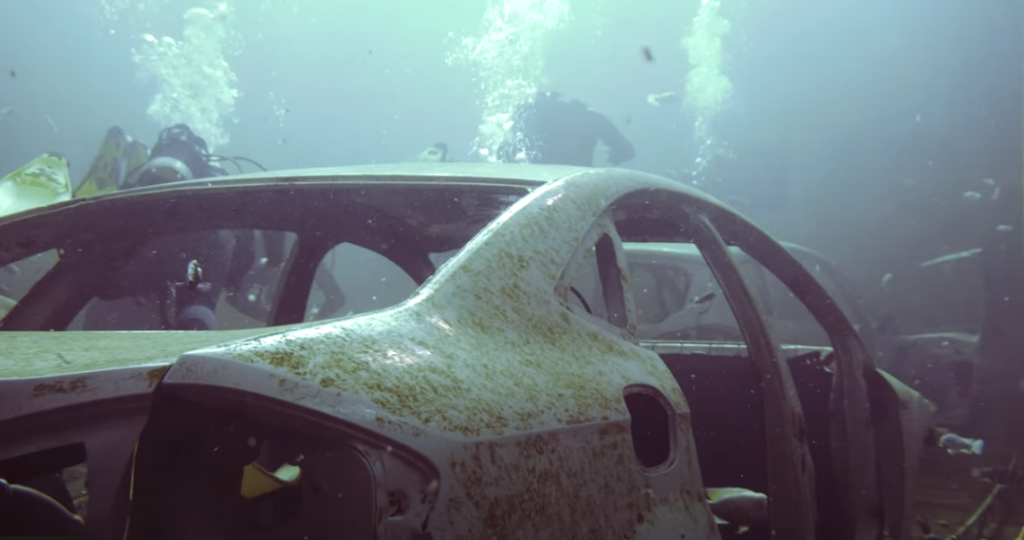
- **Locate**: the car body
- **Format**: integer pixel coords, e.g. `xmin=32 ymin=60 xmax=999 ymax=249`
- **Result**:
xmin=882 ymin=250 xmax=987 ymax=428
xmin=0 ymin=163 xmax=933 ymax=540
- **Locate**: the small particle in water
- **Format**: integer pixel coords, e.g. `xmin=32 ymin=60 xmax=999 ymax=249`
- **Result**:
xmin=43 ymin=114 xmax=58 ymax=134
xmin=996 ymin=225 xmax=1013 ymax=234
xmin=881 ymin=273 xmax=893 ymax=288
xmin=247 ymin=436 xmax=257 ymax=447
xmin=962 ymin=191 xmax=982 ymax=201
xmin=8 ymin=69 xmax=14 ymax=78
xmin=385 ymin=445 xmax=393 ymax=452
xmin=641 ymin=46 xmax=654 ymax=62
xmin=991 ymin=185 xmax=1001 ymax=200
xmin=982 ymin=178 xmax=996 ymax=186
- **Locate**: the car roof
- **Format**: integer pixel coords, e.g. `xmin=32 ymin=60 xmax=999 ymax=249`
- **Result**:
xmin=199 ymin=162 xmax=587 ymax=186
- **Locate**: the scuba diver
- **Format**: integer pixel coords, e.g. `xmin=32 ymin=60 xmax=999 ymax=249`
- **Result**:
xmin=80 ymin=124 xmax=346 ymax=330
xmin=80 ymin=124 xmax=238 ymax=331
xmin=496 ymin=90 xmax=635 ymax=167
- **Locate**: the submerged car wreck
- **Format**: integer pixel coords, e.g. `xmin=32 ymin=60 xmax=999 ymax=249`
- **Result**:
xmin=0 ymin=163 xmax=934 ymax=540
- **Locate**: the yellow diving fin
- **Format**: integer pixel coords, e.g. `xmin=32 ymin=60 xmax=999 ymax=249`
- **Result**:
xmin=415 ymin=142 xmax=449 ymax=163
xmin=74 ymin=126 xmax=131 ymax=198
xmin=239 ymin=462 xmax=302 ymax=499
xmin=0 ymin=152 xmax=71 ymax=219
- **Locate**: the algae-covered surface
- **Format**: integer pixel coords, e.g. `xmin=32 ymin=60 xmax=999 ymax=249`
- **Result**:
xmin=0 ymin=328 xmax=277 ymax=379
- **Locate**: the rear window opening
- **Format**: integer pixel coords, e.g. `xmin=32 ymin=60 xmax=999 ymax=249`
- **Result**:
xmin=0 ymin=183 xmax=528 ymax=331
xmin=623 ymin=386 xmax=674 ymax=470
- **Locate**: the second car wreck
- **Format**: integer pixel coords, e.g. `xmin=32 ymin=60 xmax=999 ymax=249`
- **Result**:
xmin=0 ymin=163 xmax=933 ymax=540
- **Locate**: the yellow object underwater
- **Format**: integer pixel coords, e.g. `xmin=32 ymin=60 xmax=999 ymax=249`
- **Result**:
xmin=239 ymin=462 xmax=302 ymax=499
xmin=0 ymin=152 xmax=71 ymax=219
xmin=74 ymin=126 xmax=132 ymax=198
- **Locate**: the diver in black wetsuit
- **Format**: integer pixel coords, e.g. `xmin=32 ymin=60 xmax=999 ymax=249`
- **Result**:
xmin=496 ymin=91 xmax=635 ymax=167
xmin=83 ymin=124 xmax=346 ymax=331
xmin=83 ymin=124 xmax=237 ymax=331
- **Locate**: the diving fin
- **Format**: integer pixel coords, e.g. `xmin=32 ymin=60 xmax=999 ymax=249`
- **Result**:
xmin=123 ymin=139 xmax=150 ymax=178
xmin=0 ymin=152 xmax=72 ymax=218
xmin=415 ymin=142 xmax=449 ymax=163
xmin=74 ymin=126 xmax=131 ymax=198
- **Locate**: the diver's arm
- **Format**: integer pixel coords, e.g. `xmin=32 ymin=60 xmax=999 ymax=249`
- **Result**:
xmin=176 ymin=231 xmax=234 ymax=330
xmin=587 ymin=109 xmax=635 ymax=165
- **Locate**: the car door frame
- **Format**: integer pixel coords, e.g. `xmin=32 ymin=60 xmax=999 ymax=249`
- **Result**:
xmin=695 ymin=197 xmax=886 ymax=540
xmin=561 ymin=187 xmax=819 ymax=540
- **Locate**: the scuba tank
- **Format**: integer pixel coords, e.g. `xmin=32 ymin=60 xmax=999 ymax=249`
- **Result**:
xmin=124 ymin=124 xmax=227 ymax=188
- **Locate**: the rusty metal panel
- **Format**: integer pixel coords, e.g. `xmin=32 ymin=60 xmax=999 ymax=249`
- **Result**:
xmin=874 ymin=370 xmax=935 ymax=540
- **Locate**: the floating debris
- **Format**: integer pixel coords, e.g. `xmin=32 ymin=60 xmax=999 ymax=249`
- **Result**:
xmin=919 ymin=248 xmax=983 ymax=268
xmin=996 ymin=224 xmax=1014 ymax=234
xmin=971 ymin=466 xmax=1022 ymax=487
xmin=42 ymin=114 xmax=58 ymax=134
xmin=938 ymin=431 xmax=984 ymax=456
xmin=646 ymin=91 xmax=681 ymax=107
xmin=982 ymin=178 xmax=996 ymax=186
xmin=706 ymin=487 xmax=768 ymax=534
xmin=962 ymin=191 xmax=982 ymax=201
xmin=694 ymin=291 xmax=716 ymax=305
xmin=0 ymin=106 xmax=13 ymax=120
xmin=881 ymin=273 xmax=894 ymax=288
xmin=641 ymin=46 xmax=654 ymax=62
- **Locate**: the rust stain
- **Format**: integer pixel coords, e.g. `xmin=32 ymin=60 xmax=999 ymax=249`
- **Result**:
xmin=31 ymin=377 xmax=88 ymax=397
xmin=441 ymin=421 xmax=705 ymax=540
xmin=144 ymin=366 xmax=170 ymax=389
